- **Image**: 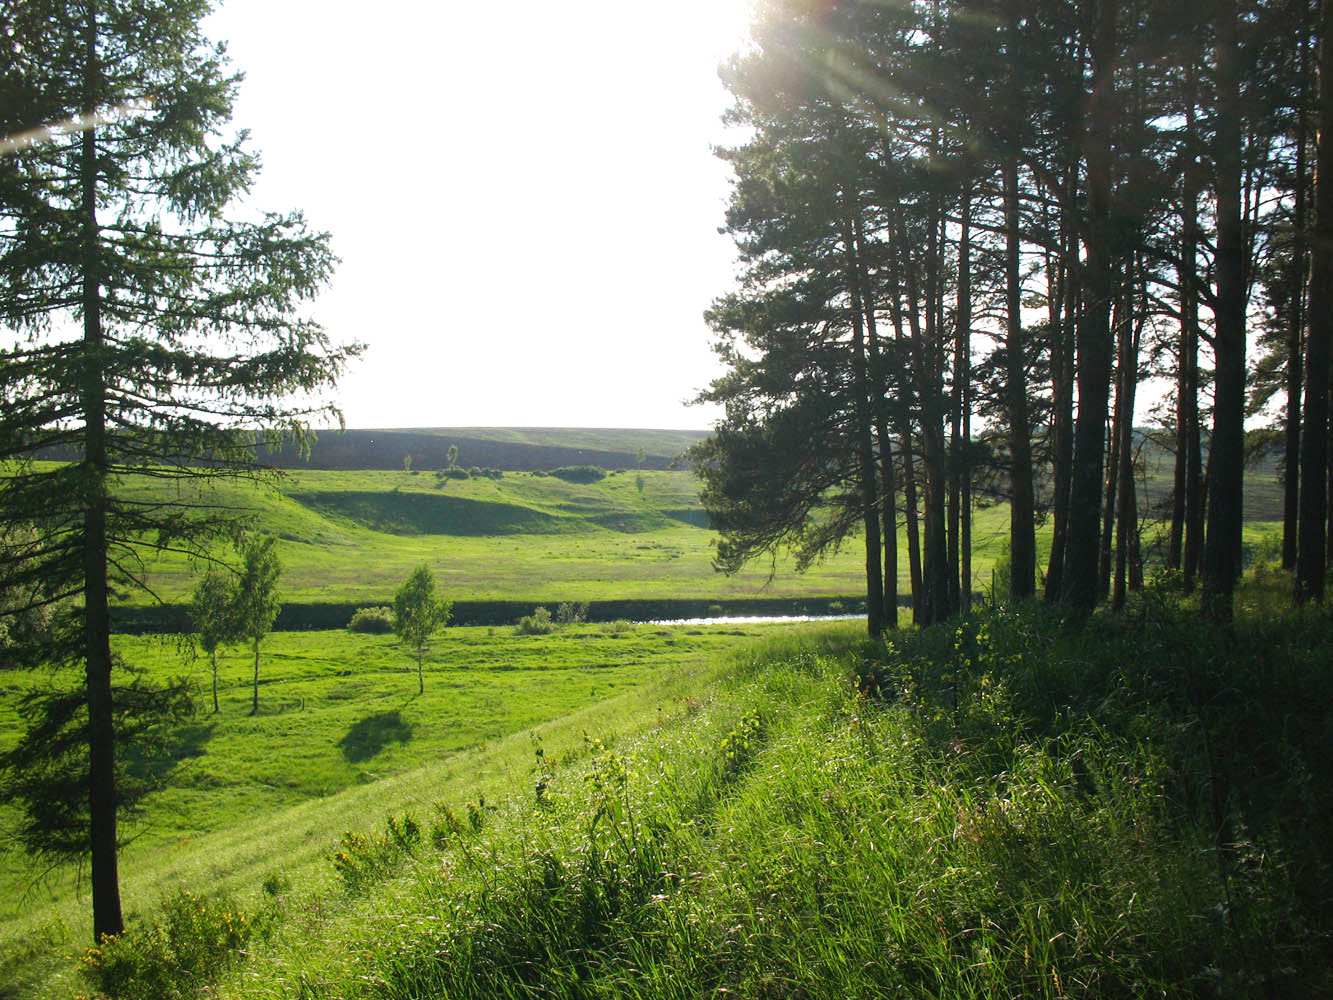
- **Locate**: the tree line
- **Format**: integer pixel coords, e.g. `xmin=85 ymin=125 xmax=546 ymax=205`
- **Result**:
xmin=693 ymin=0 xmax=1331 ymax=632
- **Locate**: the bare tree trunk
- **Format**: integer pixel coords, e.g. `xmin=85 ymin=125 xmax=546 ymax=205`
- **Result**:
xmin=855 ymin=217 xmax=899 ymax=629
xmin=1204 ymin=0 xmax=1246 ymax=622
xmin=1003 ymin=154 xmax=1036 ymax=600
xmin=844 ymin=221 xmax=886 ymax=637
xmin=954 ymin=181 xmax=973 ymax=609
xmin=1284 ymin=22 xmax=1311 ymax=570
xmin=886 ymin=241 xmax=925 ymax=617
xmin=79 ymin=4 xmax=124 ymax=942
xmin=1297 ymin=0 xmax=1333 ymax=602
xmin=1113 ymin=265 xmax=1142 ymax=611
xmin=1063 ymin=0 xmax=1116 ymax=613
xmin=1045 ymin=164 xmax=1078 ymax=602
xmin=1181 ymin=62 xmax=1207 ymax=592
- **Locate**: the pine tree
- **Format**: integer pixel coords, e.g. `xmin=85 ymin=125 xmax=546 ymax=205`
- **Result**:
xmin=0 ymin=0 xmax=359 ymax=939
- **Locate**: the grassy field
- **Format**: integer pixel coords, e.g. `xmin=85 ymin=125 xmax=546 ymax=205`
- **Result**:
xmin=19 ymin=579 xmax=1329 ymax=1000
xmin=108 ymin=466 xmax=1033 ymax=609
xmin=0 ymin=620 xmax=835 ymax=998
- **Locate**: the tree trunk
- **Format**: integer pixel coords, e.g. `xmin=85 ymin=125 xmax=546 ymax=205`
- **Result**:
xmin=855 ymin=217 xmax=899 ymax=629
xmin=955 ymin=182 xmax=973 ymax=610
xmin=1297 ymin=0 xmax=1333 ymax=602
xmin=1062 ymin=0 xmax=1116 ymax=613
xmin=1284 ymin=25 xmax=1310 ymax=570
xmin=1113 ymin=270 xmax=1142 ymax=611
xmin=1003 ymin=155 xmax=1036 ymax=600
xmin=845 ymin=222 xmax=886 ymax=637
xmin=885 ymin=245 xmax=925 ymax=616
xmin=211 ymin=650 xmax=219 ymax=714
xmin=252 ymin=638 xmax=261 ymax=715
xmin=1204 ymin=0 xmax=1246 ymax=622
xmin=418 ymin=650 xmax=425 ymax=695
xmin=1045 ymin=165 xmax=1078 ymax=602
xmin=79 ymin=3 xmax=124 ymax=941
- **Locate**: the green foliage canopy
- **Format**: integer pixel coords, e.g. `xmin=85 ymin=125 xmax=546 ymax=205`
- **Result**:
xmin=393 ymin=564 xmax=451 ymax=694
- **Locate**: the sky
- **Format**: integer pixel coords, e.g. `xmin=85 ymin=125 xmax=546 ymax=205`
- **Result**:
xmin=201 ymin=0 xmax=755 ymax=431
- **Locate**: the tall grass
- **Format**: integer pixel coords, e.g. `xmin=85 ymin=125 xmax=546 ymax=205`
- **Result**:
xmin=66 ymin=582 xmax=1333 ymax=998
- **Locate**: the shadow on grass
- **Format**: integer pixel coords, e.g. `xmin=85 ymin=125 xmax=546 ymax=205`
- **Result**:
xmin=339 ymin=710 xmax=414 ymax=763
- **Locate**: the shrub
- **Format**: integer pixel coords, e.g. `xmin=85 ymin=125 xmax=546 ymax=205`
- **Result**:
xmin=707 ymin=604 xmax=724 ymax=617
xmin=606 ymin=619 xmax=633 ymax=634
xmin=515 ymin=607 xmax=555 ymax=635
xmin=548 ymin=465 xmax=605 ymax=484
xmin=828 ymin=600 xmax=845 ymax=614
xmin=347 ymin=606 xmax=394 ymax=633
xmin=555 ymin=601 xmax=589 ymax=625
xmin=467 ymin=466 xmax=483 ymax=477
xmin=78 ymin=890 xmax=264 ymax=1000
xmin=331 ymin=812 xmax=421 ymax=892
xmin=442 ymin=467 xmax=470 ymax=480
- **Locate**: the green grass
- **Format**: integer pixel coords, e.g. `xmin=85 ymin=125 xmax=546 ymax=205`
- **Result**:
xmin=0 ymin=620 xmax=833 ymax=998
xmin=101 ymin=466 xmax=1033 ymax=608
xmin=60 ymin=574 xmax=1325 ymax=1000
xmin=17 ymin=459 xmax=1287 ymax=614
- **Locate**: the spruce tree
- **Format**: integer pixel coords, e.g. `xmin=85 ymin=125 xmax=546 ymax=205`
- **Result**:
xmin=0 ymin=0 xmax=359 ymax=939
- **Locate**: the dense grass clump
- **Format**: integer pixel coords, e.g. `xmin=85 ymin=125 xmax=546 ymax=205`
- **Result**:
xmin=345 ymin=606 xmax=394 ymax=633
xmin=68 ymin=585 xmax=1333 ymax=999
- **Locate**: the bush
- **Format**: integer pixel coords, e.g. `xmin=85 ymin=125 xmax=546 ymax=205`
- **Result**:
xmin=515 ymin=607 xmax=555 ymax=635
xmin=347 ymin=606 xmax=394 ymax=633
xmin=555 ymin=601 xmax=589 ymax=625
xmin=331 ymin=812 xmax=421 ymax=893
xmin=78 ymin=890 xmax=264 ymax=1000
xmin=548 ymin=465 xmax=605 ymax=484
xmin=606 ymin=619 xmax=633 ymax=634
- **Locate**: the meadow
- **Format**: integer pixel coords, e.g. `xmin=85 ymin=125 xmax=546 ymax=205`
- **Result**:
xmin=14 ymin=578 xmax=1329 ymax=1000
xmin=0 ymin=441 xmax=1300 ymax=998
xmin=0 ymin=619 xmax=833 ymax=998
xmin=109 ymin=465 xmax=1030 ymax=610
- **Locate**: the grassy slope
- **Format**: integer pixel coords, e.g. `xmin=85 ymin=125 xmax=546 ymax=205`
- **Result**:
xmin=63 ymin=577 xmax=1332 ymax=1000
xmin=0 ymin=621 xmax=831 ymax=998
xmin=116 ymin=467 xmax=1032 ymax=608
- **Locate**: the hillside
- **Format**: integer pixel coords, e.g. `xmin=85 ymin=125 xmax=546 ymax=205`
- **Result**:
xmin=40 ymin=581 xmax=1333 ymax=1000
xmin=255 ymin=426 xmax=711 ymax=472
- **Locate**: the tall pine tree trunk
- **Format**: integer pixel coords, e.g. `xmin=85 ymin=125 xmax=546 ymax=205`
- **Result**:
xmin=1297 ymin=0 xmax=1333 ymax=602
xmin=1284 ymin=25 xmax=1310 ymax=570
xmin=80 ymin=4 xmax=124 ymax=942
xmin=1003 ymin=156 xmax=1036 ymax=599
xmin=844 ymin=221 xmax=886 ymax=637
xmin=1204 ymin=0 xmax=1246 ymax=623
xmin=1063 ymin=0 xmax=1116 ymax=612
xmin=855 ymin=217 xmax=899 ymax=629
xmin=1045 ymin=166 xmax=1078 ymax=602
xmin=1113 ymin=269 xmax=1143 ymax=611
xmin=954 ymin=182 xmax=973 ymax=609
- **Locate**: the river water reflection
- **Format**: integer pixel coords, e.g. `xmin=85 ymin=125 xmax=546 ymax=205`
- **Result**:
xmin=641 ymin=614 xmax=863 ymax=626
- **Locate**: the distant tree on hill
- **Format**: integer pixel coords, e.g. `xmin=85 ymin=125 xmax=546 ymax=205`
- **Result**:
xmin=233 ymin=536 xmax=282 ymax=716
xmin=191 ymin=569 xmax=240 ymax=714
xmin=447 ymin=444 xmax=460 ymax=470
xmin=393 ymin=565 xmax=452 ymax=694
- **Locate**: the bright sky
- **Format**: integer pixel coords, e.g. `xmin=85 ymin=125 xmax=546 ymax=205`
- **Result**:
xmin=202 ymin=0 xmax=753 ymax=431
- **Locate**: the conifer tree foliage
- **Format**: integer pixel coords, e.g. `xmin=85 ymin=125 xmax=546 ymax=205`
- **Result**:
xmin=700 ymin=0 xmax=1327 ymax=627
xmin=0 ymin=0 xmax=359 ymax=939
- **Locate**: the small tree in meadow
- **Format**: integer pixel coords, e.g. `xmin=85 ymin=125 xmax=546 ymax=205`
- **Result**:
xmin=191 ymin=569 xmax=240 ymax=713
xmin=233 ymin=536 xmax=282 ymax=715
xmin=394 ymin=565 xmax=452 ymax=694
